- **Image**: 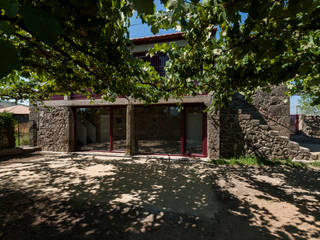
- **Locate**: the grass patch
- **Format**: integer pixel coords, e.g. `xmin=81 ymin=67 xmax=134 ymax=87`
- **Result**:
xmin=309 ymin=162 xmax=320 ymax=168
xmin=210 ymin=156 xmax=306 ymax=168
xmin=15 ymin=134 xmax=30 ymax=147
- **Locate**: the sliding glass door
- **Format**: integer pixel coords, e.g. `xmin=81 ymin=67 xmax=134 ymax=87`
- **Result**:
xmin=135 ymin=105 xmax=181 ymax=154
xmin=74 ymin=104 xmax=207 ymax=156
xmin=185 ymin=106 xmax=206 ymax=156
xmin=76 ymin=107 xmax=110 ymax=151
xmin=112 ymin=107 xmax=126 ymax=151
xmin=75 ymin=106 xmax=126 ymax=152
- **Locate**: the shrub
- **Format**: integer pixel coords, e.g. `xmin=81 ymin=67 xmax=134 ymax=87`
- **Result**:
xmin=0 ymin=112 xmax=16 ymax=131
xmin=0 ymin=112 xmax=16 ymax=149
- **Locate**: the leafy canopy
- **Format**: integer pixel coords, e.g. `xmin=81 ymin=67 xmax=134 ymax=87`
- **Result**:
xmin=1 ymin=0 xmax=320 ymax=106
xmin=0 ymin=0 xmax=163 ymax=103
xmin=146 ymin=0 xmax=320 ymax=106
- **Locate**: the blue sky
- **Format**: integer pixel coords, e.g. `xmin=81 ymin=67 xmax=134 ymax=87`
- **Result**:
xmin=129 ymin=0 xmax=176 ymax=38
xmin=290 ymin=95 xmax=300 ymax=114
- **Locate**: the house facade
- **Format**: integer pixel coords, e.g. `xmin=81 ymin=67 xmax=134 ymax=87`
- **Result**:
xmin=29 ymin=33 xmax=317 ymax=161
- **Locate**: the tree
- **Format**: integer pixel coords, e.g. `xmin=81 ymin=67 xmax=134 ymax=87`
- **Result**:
xmin=1 ymin=0 xmax=320 ymax=107
xmin=146 ymin=0 xmax=320 ymax=107
xmin=297 ymin=94 xmax=320 ymax=115
xmin=0 ymin=0 xmax=163 ymax=103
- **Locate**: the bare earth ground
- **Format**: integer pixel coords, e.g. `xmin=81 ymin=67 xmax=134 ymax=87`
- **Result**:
xmin=0 ymin=153 xmax=319 ymax=240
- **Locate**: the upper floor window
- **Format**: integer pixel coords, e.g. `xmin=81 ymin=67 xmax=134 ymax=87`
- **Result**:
xmin=134 ymin=52 xmax=169 ymax=77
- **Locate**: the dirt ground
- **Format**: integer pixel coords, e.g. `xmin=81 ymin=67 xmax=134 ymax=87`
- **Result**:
xmin=0 ymin=153 xmax=319 ymax=240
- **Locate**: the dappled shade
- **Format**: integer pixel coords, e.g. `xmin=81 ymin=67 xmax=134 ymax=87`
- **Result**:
xmin=0 ymin=154 xmax=319 ymax=239
xmin=0 ymin=154 xmax=220 ymax=239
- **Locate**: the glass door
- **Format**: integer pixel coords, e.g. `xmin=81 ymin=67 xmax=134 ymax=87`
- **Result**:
xmin=75 ymin=107 xmax=110 ymax=151
xmin=185 ymin=106 xmax=206 ymax=156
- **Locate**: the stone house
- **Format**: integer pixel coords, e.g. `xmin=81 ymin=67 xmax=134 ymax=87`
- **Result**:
xmin=29 ymin=33 xmax=319 ymax=161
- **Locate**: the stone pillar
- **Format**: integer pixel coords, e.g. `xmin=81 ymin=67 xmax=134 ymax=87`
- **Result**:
xmin=29 ymin=105 xmax=39 ymax=146
xmin=205 ymin=95 xmax=220 ymax=159
xmin=126 ymin=103 xmax=135 ymax=156
xmin=37 ymin=106 xmax=73 ymax=152
xmin=64 ymin=95 xmax=71 ymax=100
xmin=66 ymin=107 xmax=75 ymax=152
xmin=207 ymin=109 xmax=220 ymax=159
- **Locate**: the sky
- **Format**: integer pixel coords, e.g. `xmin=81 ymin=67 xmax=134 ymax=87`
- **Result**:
xmin=128 ymin=0 xmax=301 ymax=114
xmin=290 ymin=95 xmax=301 ymax=114
xmin=128 ymin=0 xmax=176 ymax=38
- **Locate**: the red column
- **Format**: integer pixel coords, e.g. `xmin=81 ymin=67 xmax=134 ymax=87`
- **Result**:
xmin=109 ymin=107 xmax=113 ymax=151
xmin=202 ymin=111 xmax=207 ymax=157
xmin=181 ymin=106 xmax=186 ymax=156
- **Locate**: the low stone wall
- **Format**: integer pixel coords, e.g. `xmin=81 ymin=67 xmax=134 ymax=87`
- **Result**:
xmin=0 ymin=146 xmax=41 ymax=158
xmin=36 ymin=106 xmax=74 ymax=152
xmin=220 ymin=112 xmax=314 ymax=160
xmin=300 ymin=115 xmax=320 ymax=138
xmin=0 ymin=129 xmax=15 ymax=150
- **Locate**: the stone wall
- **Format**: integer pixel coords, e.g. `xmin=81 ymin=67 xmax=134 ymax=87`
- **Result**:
xmin=300 ymin=115 xmax=320 ymax=138
xmin=35 ymin=106 xmax=74 ymax=152
xmin=220 ymin=85 xmax=291 ymax=159
xmin=29 ymin=105 xmax=39 ymax=146
xmin=0 ymin=129 xmax=15 ymax=150
xmin=207 ymin=111 xmax=220 ymax=159
xmin=230 ymin=85 xmax=290 ymax=137
xmin=31 ymin=86 xmax=292 ymax=159
xmin=220 ymin=112 xmax=315 ymax=161
xmin=220 ymin=109 xmax=245 ymax=158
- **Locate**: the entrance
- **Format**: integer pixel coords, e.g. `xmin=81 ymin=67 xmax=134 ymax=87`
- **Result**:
xmin=134 ymin=104 xmax=207 ymax=157
xmin=74 ymin=104 xmax=207 ymax=156
xmin=75 ymin=106 xmax=126 ymax=152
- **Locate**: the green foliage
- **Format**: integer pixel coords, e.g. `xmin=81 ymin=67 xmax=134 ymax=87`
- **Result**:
xmin=0 ymin=0 xmax=18 ymax=18
xmin=22 ymin=6 xmax=63 ymax=44
xmin=146 ymin=0 xmax=320 ymax=107
xmin=210 ymin=156 xmax=306 ymax=168
xmin=309 ymin=161 xmax=320 ymax=168
xmin=0 ymin=0 xmax=320 ymax=107
xmin=0 ymin=0 xmax=164 ymax=103
xmin=15 ymin=133 xmax=29 ymax=146
xmin=131 ymin=0 xmax=155 ymax=15
xmin=297 ymin=94 xmax=320 ymax=115
xmin=0 ymin=111 xmax=16 ymax=130
xmin=0 ymin=39 xmax=20 ymax=78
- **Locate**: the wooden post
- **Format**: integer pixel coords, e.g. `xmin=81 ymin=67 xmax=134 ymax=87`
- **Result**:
xmin=126 ymin=102 xmax=135 ymax=156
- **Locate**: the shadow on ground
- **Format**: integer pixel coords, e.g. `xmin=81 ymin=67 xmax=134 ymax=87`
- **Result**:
xmin=0 ymin=154 xmax=219 ymax=240
xmin=211 ymin=165 xmax=320 ymax=240
xmin=291 ymin=134 xmax=320 ymax=152
xmin=0 ymin=154 xmax=319 ymax=239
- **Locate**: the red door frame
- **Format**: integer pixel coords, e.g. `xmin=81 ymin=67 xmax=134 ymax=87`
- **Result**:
xmin=73 ymin=106 xmax=126 ymax=153
xmin=109 ymin=107 xmax=113 ymax=152
xmin=183 ymin=104 xmax=207 ymax=158
xmin=181 ymin=107 xmax=186 ymax=155
xmin=73 ymin=103 xmax=207 ymax=157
